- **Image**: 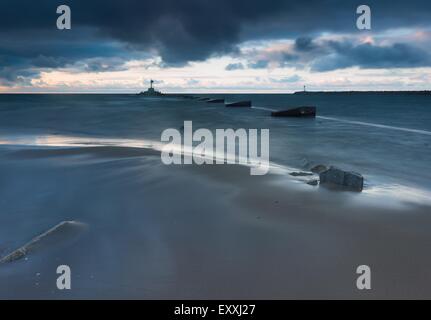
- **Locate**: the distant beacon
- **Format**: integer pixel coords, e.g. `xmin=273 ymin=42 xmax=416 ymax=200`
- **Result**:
xmin=138 ymin=79 xmax=163 ymax=96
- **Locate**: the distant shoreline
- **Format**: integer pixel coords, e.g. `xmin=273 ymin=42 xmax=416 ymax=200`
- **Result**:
xmin=293 ymin=90 xmax=431 ymax=95
xmin=0 ymin=90 xmax=430 ymax=95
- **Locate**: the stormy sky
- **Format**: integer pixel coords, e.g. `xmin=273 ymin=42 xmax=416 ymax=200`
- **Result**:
xmin=1 ymin=0 xmax=431 ymax=92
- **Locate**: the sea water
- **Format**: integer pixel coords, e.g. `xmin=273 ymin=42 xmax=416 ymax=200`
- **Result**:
xmin=0 ymin=92 xmax=429 ymax=198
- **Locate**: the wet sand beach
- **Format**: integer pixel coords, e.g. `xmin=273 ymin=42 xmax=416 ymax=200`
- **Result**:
xmin=1 ymin=143 xmax=431 ymax=299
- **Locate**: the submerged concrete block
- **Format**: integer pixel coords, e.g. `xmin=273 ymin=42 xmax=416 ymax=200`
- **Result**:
xmin=271 ymin=106 xmax=316 ymax=117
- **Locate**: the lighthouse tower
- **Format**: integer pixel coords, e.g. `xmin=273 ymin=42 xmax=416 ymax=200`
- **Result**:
xmin=138 ymin=79 xmax=163 ymax=96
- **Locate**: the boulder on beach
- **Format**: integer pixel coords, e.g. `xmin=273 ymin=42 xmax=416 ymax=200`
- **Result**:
xmin=225 ymin=100 xmax=252 ymax=107
xmin=207 ymin=99 xmax=225 ymax=104
xmin=319 ymin=166 xmax=364 ymax=192
xmin=271 ymin=106 xmax=316 ymax=117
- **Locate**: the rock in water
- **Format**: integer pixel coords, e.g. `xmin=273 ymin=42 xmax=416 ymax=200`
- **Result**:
xmin=271 ymin=106 xmax=316 ymax=117
xmin=225 ymin=100 xmax=252 ymax=107
xmin=319 ymin=166 xmax=364 ymax=191
xmin=0 ymin=220 xmax=87 ymax=264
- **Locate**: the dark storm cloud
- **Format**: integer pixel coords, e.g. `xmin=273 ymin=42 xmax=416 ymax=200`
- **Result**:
xmin=1 ymin=0 xmax=431 ymax=84
xmin=72 ymin=57 xmax=130 ymax=73
xmin=311 ymin=41 xmax=431 ymax=71
xmin=295 ymin=37 xmax=317 ymax=52
xmin=0 ymin=27 xmax=143 ymax=84
xmin=246 ymin=36 xmax=431 ymax=71
xmin=0 ymin=65 xmax=37 ymax=86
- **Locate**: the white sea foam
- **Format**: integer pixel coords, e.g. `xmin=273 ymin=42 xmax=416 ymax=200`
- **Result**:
xmin=317 ymin=116 xmax=431 ymax=136
xmin=1 ymin=133 xmax=430 ymax=207
xmin=251 ymin=106 xmax=277 ymax=112
xmin=0 ymin=134 xmax=295 ymax=175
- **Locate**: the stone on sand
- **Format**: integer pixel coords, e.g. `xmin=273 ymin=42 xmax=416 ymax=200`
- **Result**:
xmin=319 ymin=166 xmax=364 ymax=192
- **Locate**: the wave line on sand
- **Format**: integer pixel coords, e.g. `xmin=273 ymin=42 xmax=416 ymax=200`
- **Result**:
xmin=317 ymin=116 xmax=431 ymax=136
xmin=0 ymin=134 xmax=295 ymax=175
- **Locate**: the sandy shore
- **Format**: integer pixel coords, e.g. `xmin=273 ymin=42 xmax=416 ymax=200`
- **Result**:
xmin=1 ymin=144 xmax=431 ymax=299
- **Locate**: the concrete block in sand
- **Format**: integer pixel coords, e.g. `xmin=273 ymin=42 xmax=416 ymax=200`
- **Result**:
xmin=319 ymin=166 xmax=364 ymax=192
xmin=0 ymin=220 xmax=87 ymax=264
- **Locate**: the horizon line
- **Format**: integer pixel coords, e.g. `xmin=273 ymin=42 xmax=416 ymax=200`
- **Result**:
xmin=0 ymin=90 xmax=430 ymax=95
